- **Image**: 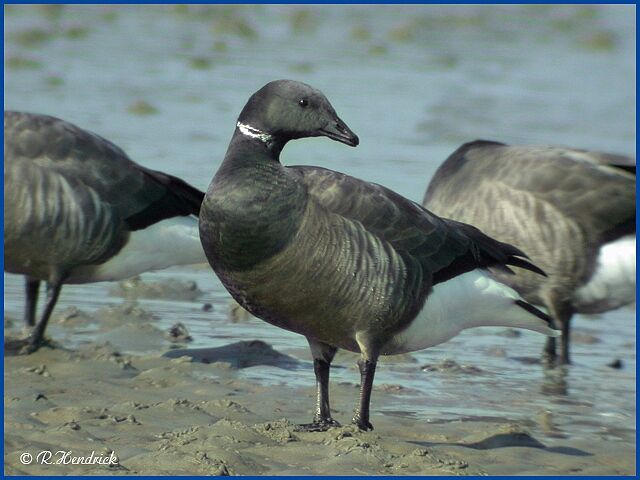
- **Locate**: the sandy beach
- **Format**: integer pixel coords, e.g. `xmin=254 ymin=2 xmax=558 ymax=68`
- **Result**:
xmin=4 ymin=290 xmax=635 ymax=476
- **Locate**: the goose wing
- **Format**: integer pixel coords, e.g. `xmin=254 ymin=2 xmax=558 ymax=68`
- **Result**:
xmin=4 ymin=111 xmax=204 ymax=231
xmin=567 ymin=148 xmax=635 ymax=176
xmin=292 ymin=165 xmax=542 ymax=287
xmin=424 ymin=141 xmax=636 ymax=244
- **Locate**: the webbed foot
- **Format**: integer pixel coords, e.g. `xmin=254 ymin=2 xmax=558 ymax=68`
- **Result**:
xmin=352 ymin=415 xmax=373 ymax=431
xmin=295 ymin=418 xmax=341 ymax=432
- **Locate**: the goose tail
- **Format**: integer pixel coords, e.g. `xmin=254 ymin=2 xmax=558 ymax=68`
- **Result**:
xmin=512 ymin=299 xmax=559 ymax=337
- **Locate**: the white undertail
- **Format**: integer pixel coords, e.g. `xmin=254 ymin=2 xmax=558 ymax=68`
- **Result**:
xmin=68 ymin=216 xmax=207 ymax=283
xmin=385 ymin=269 xmax=559 ymax=355
xmin=573 ymin=235 xmax=636 ymax=314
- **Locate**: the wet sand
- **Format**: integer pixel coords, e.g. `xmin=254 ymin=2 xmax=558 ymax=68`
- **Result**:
xmin=4 ymin=301 xmax=635 ymax=476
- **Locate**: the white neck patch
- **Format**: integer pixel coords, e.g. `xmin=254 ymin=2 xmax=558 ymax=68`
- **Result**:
xmin=237 ymin=121 xmax=274 ymax=144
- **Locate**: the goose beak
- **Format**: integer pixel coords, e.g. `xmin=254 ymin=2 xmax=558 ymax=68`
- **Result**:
xmin=319 ymin=117 xmax=359 ymax=147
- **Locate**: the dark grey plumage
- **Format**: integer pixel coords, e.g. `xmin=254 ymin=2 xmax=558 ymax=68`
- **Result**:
xmin=4 ymin=111 xmax=206 ymax=352
xmin=199 ymin=80 xmax=557 ymax=431
xmin=423 ymin=140 xmax=636 ymax=364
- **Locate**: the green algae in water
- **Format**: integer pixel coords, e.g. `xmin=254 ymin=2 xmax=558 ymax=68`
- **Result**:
xmin=173 ymin=4 xmax=190 ymax=15
xmin=209 ymin=8 xmax=258 ymax=39
xmin=44 ymin=75 xmax=64 ymax=87
xmin=173 ymin=4 xmax=256 ymax=20
xmin=368 ymin=44 xmax=388 ymax=56
xmin=351 ymin=25 xmax=372 ymax=42
xmin=578 ymin=31 xmax=617 ymax=52
xmin=388 ymin=22 xmax=420 ymax=43
xmin=12 ymin=28 xmax=55 ymax=47
xmin=36 ymin=4 xmax=65 ymax=20
xmin=289 ymin=62 xmax=314 ymax=74
xmin=438 ymin=12 xmax=488 ymax=28
xmin=212 ymin=40 xmax=227 ymax=53
xmin=574 ymin=5 xmax=600 ymax=20
xmin=181 ymin=94 xmax=205 ymax=104
xmin=188 ymin=56 xmax=213 ymax=70
xmin=288 ymin=8 xmax=320 ymax=35
xmin=6 ymin=56 xmax=43 ymax=70
xmin=127 ymin=100 xmax=159 ymax=116
xmin=432 ymin=54 xmax=459 ymax=70
xmin=64 ymin=25 xmax=89 ymax=40
xmin=101 ymin=9 xmax=118 ymax=23
xmin=211 ymin=18 xmax=257 ymax=40
xmin=387 ymin=12 xmax=490 ymax=44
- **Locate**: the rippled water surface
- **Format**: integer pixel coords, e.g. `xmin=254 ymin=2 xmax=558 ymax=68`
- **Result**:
xmin=4 ymin=4 xmax=636 ymax=450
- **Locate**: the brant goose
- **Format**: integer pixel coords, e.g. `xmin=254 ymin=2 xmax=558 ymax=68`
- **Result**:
xmin=199 ymin=80 xmax=558 ymax=431
xmin=4 ymin=111 xmax=207 ymax=352
xmin=423 ymin=141 xmax=636 ymax=364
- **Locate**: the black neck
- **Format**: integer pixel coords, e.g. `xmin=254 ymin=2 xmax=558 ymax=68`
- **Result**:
xmin=203 ymin=127 xmax=307 ymax=272
xmin=235 ymin=123 xmax=287 ymax=157
xmin=213 ymin=129 xmax=282 ymax=178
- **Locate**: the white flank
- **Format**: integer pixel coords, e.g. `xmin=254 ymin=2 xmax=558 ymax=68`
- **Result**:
xmin=69 ymin=216 xmax=206 ymax=283
xmin=385 ymin=269 xmax=559 ymax=355
xmin=573 ymin=235 xmax=636 ymax=314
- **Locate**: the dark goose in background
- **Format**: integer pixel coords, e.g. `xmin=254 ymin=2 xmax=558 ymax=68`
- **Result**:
xmin=423 ymin=140 xmax=636 ymax=365
xmin=199 ymin=80 xmax=559 ymax=432
xmin=4 ymin=111 xmax=207 ymax=352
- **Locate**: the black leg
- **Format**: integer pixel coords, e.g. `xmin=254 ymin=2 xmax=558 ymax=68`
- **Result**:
xmin=352 ymin=357 xmax=377 ymax=431
xmin=543 ymin=296 xmax=573 ymax=366
xmin=312 ymin=357 xmax=335 ymax=422
xmin=559 ymin=317 xmax=571 ymax=365
xmin=540 ymin=362 xmax=569 ymax=396
xmin=543 ymin=337 xmax=557 ymax=363
xmin=295 ymin=339 xmax=340 ymax=432
xmin=24 ymin=277 xmax=40 ymax=328
xmin=24 ymin=281 xmax=62 ymax=353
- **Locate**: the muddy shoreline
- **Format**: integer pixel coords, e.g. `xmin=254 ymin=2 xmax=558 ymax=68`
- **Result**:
xmin=4 ymin=301 xmax=635 ymax=475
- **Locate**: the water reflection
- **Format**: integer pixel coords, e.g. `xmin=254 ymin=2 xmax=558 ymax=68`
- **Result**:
xmin=540 ymin=365 xmax=569 ymax=397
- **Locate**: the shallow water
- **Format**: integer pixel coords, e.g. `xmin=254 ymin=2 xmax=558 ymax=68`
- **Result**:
xmin=4 ymin=4 xmax=636 ymax=452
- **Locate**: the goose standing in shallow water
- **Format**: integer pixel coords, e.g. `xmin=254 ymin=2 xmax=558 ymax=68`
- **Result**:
xmin=4 ymin=111 xmax=207 ymax=352
xmin=423 ymin=141 xmax=636 ymax=365
xmin=199 ymin=80 xmax=559 ymax=432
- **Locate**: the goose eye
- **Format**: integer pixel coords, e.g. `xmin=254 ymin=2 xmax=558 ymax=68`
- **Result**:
xmin=299 ymin=98 xmax=309 ymax=108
